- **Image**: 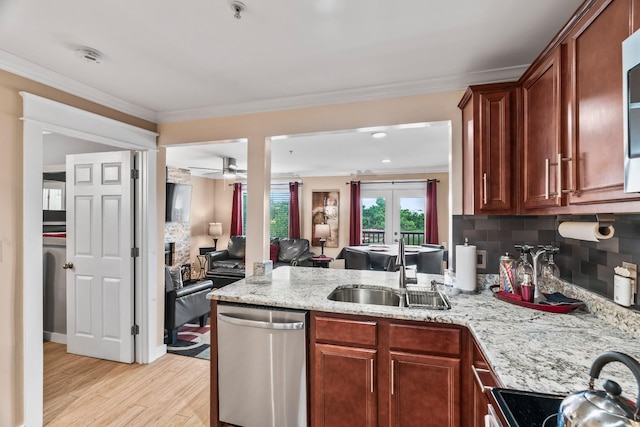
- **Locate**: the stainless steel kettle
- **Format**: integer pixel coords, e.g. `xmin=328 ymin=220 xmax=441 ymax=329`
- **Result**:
xmin=558 ymin=351 xmax=640 ymax=426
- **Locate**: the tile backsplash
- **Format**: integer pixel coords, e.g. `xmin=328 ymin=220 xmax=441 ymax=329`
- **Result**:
xmin=452 ymin=214 xmax=640 ymax=306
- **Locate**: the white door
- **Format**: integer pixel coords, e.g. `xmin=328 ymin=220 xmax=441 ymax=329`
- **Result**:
xmin=65 ymin=151 xmax=135 ymax=363
xmin=361 ymin=184 xmax=426 ymax=245
xmin=392 ymin=189 xmax=426 ymax=245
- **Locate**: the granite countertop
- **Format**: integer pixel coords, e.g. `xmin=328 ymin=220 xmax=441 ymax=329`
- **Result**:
xmin=208 ymin=267 xmax=640 ymax=399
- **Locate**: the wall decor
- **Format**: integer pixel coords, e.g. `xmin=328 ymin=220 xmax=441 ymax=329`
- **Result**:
xmin=312 ymin=191 xmax=339 ymax=248
xmin=180 ymin=263 xmax=191 ymax=283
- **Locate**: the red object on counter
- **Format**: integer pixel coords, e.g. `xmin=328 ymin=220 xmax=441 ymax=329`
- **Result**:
xmin=490 ymin=285 xmax=582 ymax=314
xmin=43 ymin=233 xmax=66 ymax=237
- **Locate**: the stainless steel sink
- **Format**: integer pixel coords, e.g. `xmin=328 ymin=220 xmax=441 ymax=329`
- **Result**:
xmin=327 ymin=285 xmax=401 ymax=307
xmin=327 ymin=284 xmax=452 ymax=310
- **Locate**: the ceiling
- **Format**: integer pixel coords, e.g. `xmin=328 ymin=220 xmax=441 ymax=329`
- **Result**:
xmin=0 ymin=0 xmax=584 ymax=123
xmin=2 ymin=0 xmax=584 ymax=178
xmin=166 ymin=121 xmax=451 ymax=179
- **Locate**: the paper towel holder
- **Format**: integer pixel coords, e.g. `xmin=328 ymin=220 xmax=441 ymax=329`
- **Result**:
xmin=557 ymin=213 xmax=615 ymax=227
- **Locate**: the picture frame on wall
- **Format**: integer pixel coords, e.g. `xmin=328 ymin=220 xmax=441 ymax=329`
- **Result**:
xmin=311 ymin=190 xmax=339 ymax=248
xmin=180 ymin=263 xmax=191 ymax=283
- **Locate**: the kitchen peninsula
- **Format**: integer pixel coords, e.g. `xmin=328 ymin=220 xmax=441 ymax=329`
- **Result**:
xmin=208 ymin=266 xmax=640 ymax=426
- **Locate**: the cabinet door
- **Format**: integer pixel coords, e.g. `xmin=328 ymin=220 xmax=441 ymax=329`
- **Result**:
xmin=460 ymin=84 xmax=517 ymax=215
xmin=477 ymin=90 xmax=516 ymax=212
xmin=389 ymin=351 xmax=460 ymax=427
xmin=313 ymin=343 xmax=377 ymax=427
xmin=566 ymin=0 xmax=640 ymax=205
xmin=521 ymin=48 xmax=564 ymax=210
xmin=471 ymin=364 xmax=499 ymax=427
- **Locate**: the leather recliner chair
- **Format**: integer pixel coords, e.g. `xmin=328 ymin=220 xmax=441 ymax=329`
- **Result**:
xmin=164 ymin=266 xmax=213 ymax=345
xmin=205 ymin=236 xmax=317 ymax=274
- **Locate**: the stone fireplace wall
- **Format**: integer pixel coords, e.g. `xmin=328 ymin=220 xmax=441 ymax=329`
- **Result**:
xmin=165 ymin=166 xmax=191 ymax=268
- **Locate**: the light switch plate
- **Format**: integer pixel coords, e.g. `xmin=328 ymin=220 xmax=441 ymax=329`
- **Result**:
xmin=476 ymin=250 xmax=487 ymax=269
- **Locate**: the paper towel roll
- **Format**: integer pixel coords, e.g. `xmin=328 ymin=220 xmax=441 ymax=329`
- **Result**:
xmin=455 ymin=244 xmax=477 ymax=292
xmin=558 ymin=221 xmax=615 ymax=242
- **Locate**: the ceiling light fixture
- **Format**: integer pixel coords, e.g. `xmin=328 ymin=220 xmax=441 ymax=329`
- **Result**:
xmin=371 ymin=132 xmax=387 ymax=139
xmin=223 ymin=156 xmax=238 ymax=171
xmin=75 ymin=46 xmax=103 ymax=64
xmin=382 ymin=159 xmax=391 ymax=163
xmin=230 ymin=1 xmax=246 ymax=19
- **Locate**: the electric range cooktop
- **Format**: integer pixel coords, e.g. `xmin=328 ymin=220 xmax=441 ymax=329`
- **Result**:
xmin=491 ymin=388 xmax=565 ymax=427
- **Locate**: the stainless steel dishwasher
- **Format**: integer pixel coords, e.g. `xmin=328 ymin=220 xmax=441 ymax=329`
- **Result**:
xmin=217 ymin=303 xmax=308 ymax=427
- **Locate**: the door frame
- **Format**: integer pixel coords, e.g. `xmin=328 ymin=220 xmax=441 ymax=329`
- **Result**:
xmin=21 ymin=92 xmax=158 ymax=426
xmin=361 ymin=182 xmax=426 ymax=244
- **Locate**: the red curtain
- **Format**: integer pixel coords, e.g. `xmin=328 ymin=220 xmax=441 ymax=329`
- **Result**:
xmin=288 ymin=182 xmax=301 ymax=238
xmin=349 ymin=181 xmax=362 ymax=245
xmin=230 ymin=183 xmax=243 ymax=236
xmin=425 ymin=180 xmax=439 ymax=244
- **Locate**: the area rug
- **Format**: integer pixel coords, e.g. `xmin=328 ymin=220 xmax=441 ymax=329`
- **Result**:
xmin=166 ymin=323 xmax=210 ymax=360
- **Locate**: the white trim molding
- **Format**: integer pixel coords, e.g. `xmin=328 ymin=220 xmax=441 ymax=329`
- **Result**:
xmin=21 ymin=92 xmax=158 ymax=427
xmin=0 ymin=49 xmax=157 ymax=123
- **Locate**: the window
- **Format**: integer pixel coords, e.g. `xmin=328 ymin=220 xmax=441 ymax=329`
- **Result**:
xmin=241 ymin=188 xmax=290 ymax=238
xmin=361 ymin=183 xmax=425 ymax=245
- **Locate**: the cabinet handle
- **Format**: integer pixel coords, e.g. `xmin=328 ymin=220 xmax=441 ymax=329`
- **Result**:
xmin=558 ymin=154 xmax=573 ymax=195
xmin=482 ymin=173 xmax=488 ymax=205
xmin=391 ymin=360 xmax=395 ymax=395
xmin=370 ymin=359 xmax=374 ymax=394
xmin=556 ymin=153 xmax=562 ymax=199
xmin=472 ymin=364 xmax=493 ymax=392
xmin=544 ymin=158 xmax=550 ymax=200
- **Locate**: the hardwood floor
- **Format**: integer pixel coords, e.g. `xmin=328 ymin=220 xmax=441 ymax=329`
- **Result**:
xmin=44 ymin=341 xmax=210 ymax=426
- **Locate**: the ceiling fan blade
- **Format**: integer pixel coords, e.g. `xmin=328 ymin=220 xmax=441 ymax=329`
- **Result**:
xmin=188 ymin=166 xmax=222 ymax=171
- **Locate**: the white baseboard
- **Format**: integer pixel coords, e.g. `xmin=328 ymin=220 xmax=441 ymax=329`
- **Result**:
xmin=43 ymin=331 xmax=67 ymax=344
xmin=152 ymin=344 xmax=167 ymax=362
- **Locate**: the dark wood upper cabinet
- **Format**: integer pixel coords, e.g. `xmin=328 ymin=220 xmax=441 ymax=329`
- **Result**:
xmin=459 ymin=83 xmax=519 ymax=214
xmin=521 ymin=47 xmax=565 ymax=211
xmin=565 ymin=0 xmax=640 ymax=205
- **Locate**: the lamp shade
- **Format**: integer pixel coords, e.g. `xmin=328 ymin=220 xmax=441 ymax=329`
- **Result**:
xmin=208 ymin=222 xmax=223 ymax=237
xmin=315 ymin=223 xmax=331 ymax=239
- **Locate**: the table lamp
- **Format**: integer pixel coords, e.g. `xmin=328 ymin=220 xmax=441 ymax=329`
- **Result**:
xmin=315 ymin=223 xmax=331 ymax=257
xmin=208 ymin=222 xmax=223 ymax=250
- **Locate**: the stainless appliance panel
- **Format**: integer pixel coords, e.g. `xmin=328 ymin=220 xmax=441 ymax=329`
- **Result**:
xmin=623 ymin=29 xmax=640 ymax=192
xmin=217 ymin=303 xmax=307 ymax=427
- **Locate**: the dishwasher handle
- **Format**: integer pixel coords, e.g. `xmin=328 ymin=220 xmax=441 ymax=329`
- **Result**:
xmin=218 ymin=312 xmax=304 ymax=330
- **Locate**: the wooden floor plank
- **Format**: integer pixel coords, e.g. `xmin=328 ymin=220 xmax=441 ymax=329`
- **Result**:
xmin=44 ymin=342 xmax=210 ymax=426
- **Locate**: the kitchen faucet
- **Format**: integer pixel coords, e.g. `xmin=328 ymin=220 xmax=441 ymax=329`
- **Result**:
xmin=396 ymin=239 xmax=417 ymax=290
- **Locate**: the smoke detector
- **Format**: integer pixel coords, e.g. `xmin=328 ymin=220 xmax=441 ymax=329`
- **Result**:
xmin=75 ymin=46 xmax=103 ymax=64
xmin=230 ymin=1 xmax=246 ymax=19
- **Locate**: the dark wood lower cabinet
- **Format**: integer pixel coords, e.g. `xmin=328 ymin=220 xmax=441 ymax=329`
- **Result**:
xmin=310 ymin=312 xmax=465 ymax=427
xmin=470 ymin=341 xmax=501 ymax=427
xmin=390 ymin=352 xmax=460 ymax=427
xmin=313 ymin=343 xmax=377 ymax=427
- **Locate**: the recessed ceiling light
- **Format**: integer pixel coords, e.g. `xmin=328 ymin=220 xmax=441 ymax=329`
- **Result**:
xmin=382 ymin=159 xmax=391 ymax=163
xmin=372 ymin=132 xmax=387 ymax=139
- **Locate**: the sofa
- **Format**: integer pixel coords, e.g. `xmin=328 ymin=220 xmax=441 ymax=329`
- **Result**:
xmin=164 ymin=265 xmax=214 ymax=345
xmin=204 ymin=235 xmax=316 ymax=285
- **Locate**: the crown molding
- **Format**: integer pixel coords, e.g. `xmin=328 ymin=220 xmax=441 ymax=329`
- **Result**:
xmin=156 ymin=64 xmax=528 ymax=123
xmin=0 ymin=47 xmax=528 ymax=125
xmin=0 ymin=49 xmax=157 ymax=123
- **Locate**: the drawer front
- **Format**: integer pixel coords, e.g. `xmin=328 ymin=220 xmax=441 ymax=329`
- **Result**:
xmin=314 ymin=315 xmax=377 ymax=347
xmin=389 ymin=323 xmax=461 ymax=356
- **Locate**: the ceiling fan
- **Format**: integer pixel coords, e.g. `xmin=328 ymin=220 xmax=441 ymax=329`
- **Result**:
xmin=189 ymin=157 xmax=247 ymax=179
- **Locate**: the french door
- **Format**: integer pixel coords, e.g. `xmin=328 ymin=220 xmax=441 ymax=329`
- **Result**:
xmin=361 ymin=183 xmax=425 ymax=245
